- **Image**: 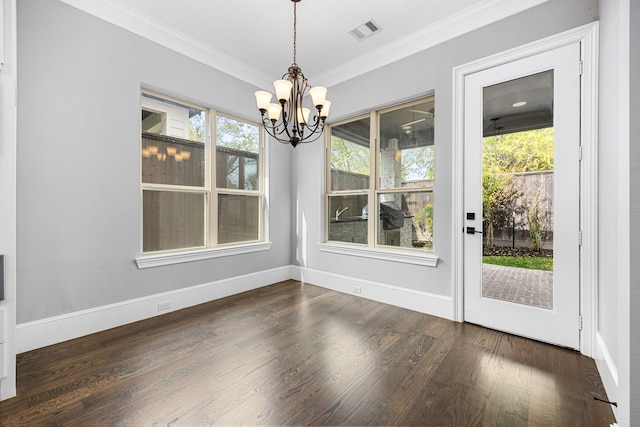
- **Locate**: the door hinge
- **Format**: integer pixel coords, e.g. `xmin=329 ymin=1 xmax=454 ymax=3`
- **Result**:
xmin=578 ymin=230 xmax=583 ymax=246
xmin=579 ymin=145 xmax=583 ymax=161
xmin=578 ymin=315 xmax=583 ymax=331
xmin=579 ymin=60 xmax=584 ymax=76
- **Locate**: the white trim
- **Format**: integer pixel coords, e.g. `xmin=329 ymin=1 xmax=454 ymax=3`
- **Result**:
xmin=135 ymin=241 xmax=272 ymax=269
xmin=16 ymin=266 xmax=291 ymax=354
xmin=451 ymin=23 xmax=599 ymax=357
xmin=318 ymin=242 xmax=439 ymax=267
xmin=58 ymin=0 xmax=273 ymax=89
xmin=291 ymin=266 xmax=452 ymax=320
xmin=0 ymin=0 xmax=17 ymax=401
xmin=315 ymin=0 xmax=550 ymax=87
xmin=59 ymin=0 xmax=548 ymax=89
xmin=595 ymin=332 xmax=619 ymax=404
xmin=579 ymin=22 xmax=600 ymax=359
xmin=0 ymin=0 xmax=4 ymax=69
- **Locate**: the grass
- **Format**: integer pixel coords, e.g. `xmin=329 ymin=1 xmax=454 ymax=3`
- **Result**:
xmin=483 ymin=256 xmax=553 ymax=271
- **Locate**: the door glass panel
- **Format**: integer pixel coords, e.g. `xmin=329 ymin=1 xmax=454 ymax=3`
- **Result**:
xmin=481 ymin=70 xmax=554 ymax=310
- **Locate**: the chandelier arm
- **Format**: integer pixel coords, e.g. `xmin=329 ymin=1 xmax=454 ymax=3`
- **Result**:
xmin=280 ymin=107 xmax=294 ymax=140
xmin=261 ymin=116 xmax=289 ymax=139
xmin=305 ymin=123 xmax=324 ymax=141
xmin=298 ymin=123 xmax=327 ymax=144
xmin=263 ymin=123 xmax=297 ymax=145
xmin=261 ymin=110 xmax=302 ymax=144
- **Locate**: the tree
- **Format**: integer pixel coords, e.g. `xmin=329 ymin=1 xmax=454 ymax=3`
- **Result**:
xmin=482 ymin=128 xmax=554 ymax=248
xmin=330 ymin=137 xmax=370 ymax=175
xmin=522 ymin=189 xmax=549 ymax=251
xmin=413 ymin=203 xmax=433 ymax=248
xmin=216 ymin=116 xmax=260 ymax=152
xmin=482 ymin=172 xmax=519 ymax=247
xmin=215 ymin=116 xmax=260 ymax=190
xmin=188 ymin=112 xmax=206 ymax=142
xmin=402 ymin=146 xmax=435 ymax=181
xmin=483 ymin=128 xmax=554 ymax=174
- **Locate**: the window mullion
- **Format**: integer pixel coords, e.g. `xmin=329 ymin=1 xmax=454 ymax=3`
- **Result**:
xmin=209 ymin=108 xmax=217 ymax=247
xmin=368 ymin=111 xmax=377 ymax=249
xmin=141 ymin=183 xmax=207 ymax=193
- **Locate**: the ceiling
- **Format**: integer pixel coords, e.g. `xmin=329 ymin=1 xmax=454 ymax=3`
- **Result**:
xmin=61 ymin=0 xmax=549 ymax=89
xmin=483 ymin=70 xmax=554 ymax=136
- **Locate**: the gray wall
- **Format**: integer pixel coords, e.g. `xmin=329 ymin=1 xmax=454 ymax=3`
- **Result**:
xmin=629 ymin=0 xmax=639 ymax=423
xmin=291 ymin=0 xmax=597 ymax=296
xmin=16 ymin=0 xmax=292 ymax=324
xmin=16 ymin=0 xmax=638 ymax=422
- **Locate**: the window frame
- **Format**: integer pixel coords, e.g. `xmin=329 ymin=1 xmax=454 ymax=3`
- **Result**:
xmin=137 ymin=89 xmax=268 ymax=268
xmin=323 ymin=97 xmax=438 ymax=267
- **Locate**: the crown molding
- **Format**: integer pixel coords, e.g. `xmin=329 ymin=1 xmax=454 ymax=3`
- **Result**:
xmin=313 ymin=0 xmax=550 ymax=87
xmin=60 ymin=0 xmax=548 ymax=89
xmin=58 ymin=0 xmax=274 ymax=89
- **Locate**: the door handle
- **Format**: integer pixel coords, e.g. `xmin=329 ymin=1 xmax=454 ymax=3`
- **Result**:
xmin=466 ymin=226 xmax=483 ymax=235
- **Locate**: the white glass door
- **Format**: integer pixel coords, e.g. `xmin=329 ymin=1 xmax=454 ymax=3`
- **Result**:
xmin=463 ymin=43 xmax=581 ymax=349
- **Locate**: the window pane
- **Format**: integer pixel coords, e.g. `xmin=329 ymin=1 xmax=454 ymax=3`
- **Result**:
xmin=379 ymin=99 xmax=435 ymax=189
xmin=141 ymin=94 xmax=206 ymax=186
xmin=143 ymin=190 xmax=206 ymax=252
xmin=216 ymin=116 xmax=260 ymax=190
xmin=330 ymin=117 xmax=370 ymax=191
xmin=218 ymin=194 xmax=260 ymax=244
xmin=328 ymin=195 xmax=369 ymax=244
xmin=376 ymin=191 xmax=433 ymax=250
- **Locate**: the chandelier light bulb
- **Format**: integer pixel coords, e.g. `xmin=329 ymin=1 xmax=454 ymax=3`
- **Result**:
xmin=254 ymin=91 xmax=272 ymax=111
xmin=268 ymin=103 xmax=283 ymax=121
xmin=274 ymin=80 xmax=293 ymax=103
xmin=297 ymin=107 xmax=311 ymax=125
xmin=309 ymin=86 xmax=327 ymax=108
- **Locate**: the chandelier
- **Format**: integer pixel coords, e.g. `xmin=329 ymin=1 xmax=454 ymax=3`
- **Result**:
xmin=254 ymin=0 xmax=331 ymax=148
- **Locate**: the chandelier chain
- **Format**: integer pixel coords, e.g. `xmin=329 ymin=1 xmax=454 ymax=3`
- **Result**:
xmin=292 ymin=1 xmax=297 ymax=65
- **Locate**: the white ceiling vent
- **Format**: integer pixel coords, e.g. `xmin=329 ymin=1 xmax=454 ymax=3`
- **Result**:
xmin=349 ymin=19 xmax=382 ymax=41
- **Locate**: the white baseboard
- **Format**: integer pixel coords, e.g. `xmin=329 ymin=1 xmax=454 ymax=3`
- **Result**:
xmin=16 ymin=266 xmax=292 ymax=354
xmin=594 ymin=331 xmax=619 ymax=417
xmin=16 ymin=265 xmax=452 ymax=354
xmin=291 ymin=266 xmax=453 ymax=320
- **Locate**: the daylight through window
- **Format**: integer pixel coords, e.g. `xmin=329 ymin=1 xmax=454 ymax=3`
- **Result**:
xmin=327 ymin=97 xmax=435 ymax=251
xmin=141 ymin=91 xmax=264 ymax=253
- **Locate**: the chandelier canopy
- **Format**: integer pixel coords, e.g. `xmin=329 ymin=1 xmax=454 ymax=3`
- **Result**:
xmin=254 ymin=0 xmax=331 ymax=148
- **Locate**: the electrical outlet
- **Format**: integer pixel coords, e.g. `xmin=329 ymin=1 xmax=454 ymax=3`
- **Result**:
xmin=352 ymin=286 xmax=362 ymax=294
xmin=157 ymin=301 xmax=171 ymax=311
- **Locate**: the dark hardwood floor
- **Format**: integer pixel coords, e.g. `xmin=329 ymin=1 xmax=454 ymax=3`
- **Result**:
xmin=0 ymin=280 xmax=615 ymax=426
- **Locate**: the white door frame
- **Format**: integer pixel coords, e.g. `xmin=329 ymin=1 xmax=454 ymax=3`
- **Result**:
xmin=0 ymin=0 xmax=18 ymax=400
xmin=452 ymin=22 xmax=599 ymax=356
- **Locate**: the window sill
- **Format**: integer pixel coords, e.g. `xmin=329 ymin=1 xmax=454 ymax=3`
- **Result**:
xmin=318 ymin=242 xmax=439 ymax=267
xmin=135 ymin=241 xmax=272 ymax=269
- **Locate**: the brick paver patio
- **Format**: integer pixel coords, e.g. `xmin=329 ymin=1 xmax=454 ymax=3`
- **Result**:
xmin=482 ymin=263 xmax=553 ymax=309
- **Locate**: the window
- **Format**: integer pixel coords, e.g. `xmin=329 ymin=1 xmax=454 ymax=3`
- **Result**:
xmin=326 ymin=97 xmax=435 ymax=252
xmin=141 ymin=91 xmax=264 ymax=254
